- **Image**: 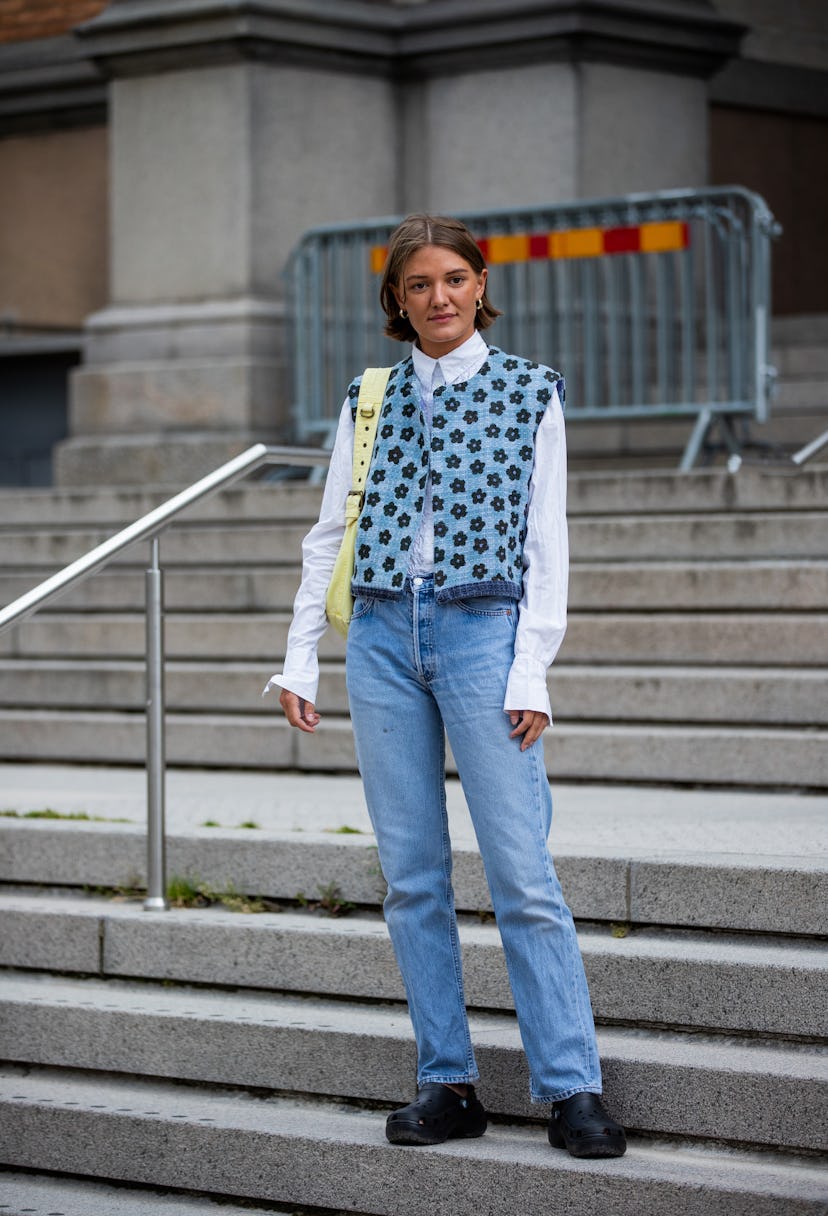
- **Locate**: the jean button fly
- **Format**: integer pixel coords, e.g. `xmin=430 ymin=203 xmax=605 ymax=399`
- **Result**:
xmin=413 ymin=577 xmax=423 ymax=587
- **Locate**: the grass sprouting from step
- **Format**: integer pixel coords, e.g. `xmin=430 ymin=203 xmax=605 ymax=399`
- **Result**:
xmin=198 ymin=821 xmax=365 ymax=834
xmin=200 ymin=819 xmax=262 ymax=829
xmin=84 ymin=874 xmax=282 ymax=914
xmin=88 ymin=874 xmax=357 ymax=918
xmin=166 ymin=874 xmax=281 ymax=914
xmin=1 ymin=808 xmax=132 ymax=823
xmin=295 ymin=882 xmax=355 ymax=918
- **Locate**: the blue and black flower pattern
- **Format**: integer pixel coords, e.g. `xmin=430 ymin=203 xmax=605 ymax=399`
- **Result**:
xmin=351 ymin=350 xmax=563 ymax=592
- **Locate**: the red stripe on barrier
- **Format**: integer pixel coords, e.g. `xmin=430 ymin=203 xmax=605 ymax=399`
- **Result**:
xmin=604 ymin=226 xmax=641 ymax=254
xmin=529 ymin=233 xmax=549 ymax=259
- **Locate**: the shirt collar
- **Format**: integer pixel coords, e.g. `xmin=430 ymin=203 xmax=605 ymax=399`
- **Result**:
xmin=411 ymin=330 xmax=489 ymax=393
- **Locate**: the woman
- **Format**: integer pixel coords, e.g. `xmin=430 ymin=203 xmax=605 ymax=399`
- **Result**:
xmin=270 ymin=214 xmax=626 ymax=1158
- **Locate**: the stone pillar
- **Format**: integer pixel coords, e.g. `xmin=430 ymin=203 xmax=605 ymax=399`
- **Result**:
xmin=56 ymin=7 xmax=398 ymax=485
xmin=407 ymin=3 xmax=739 ymax=213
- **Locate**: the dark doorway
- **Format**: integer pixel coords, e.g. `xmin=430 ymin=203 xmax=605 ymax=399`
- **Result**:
xmin=0 ymin=351 xmax=78 ymax=486
xmin=710 ymin=105 xmax=828 ymax=316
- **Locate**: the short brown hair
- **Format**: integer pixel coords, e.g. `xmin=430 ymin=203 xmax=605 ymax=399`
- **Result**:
xmin=379 ymin=213 xmax=502 ymax=343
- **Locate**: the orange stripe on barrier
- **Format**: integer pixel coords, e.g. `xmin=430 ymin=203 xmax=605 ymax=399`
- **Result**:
xmin=370 ymin=245 xmax=388 ymax=274
xmin=486 ymin=234 xmax=531 ymax=264
xmin=553 ymin=228 xmax=605 ymax=259
xmin=639 ymin=220 xmax=689 ymax=253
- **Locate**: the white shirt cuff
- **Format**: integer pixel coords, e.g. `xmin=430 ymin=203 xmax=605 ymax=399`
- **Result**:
xmin=262 ymin=653 xmax=320 ymax=705
xmin=504 ymin=652 xmax=553 ymax=722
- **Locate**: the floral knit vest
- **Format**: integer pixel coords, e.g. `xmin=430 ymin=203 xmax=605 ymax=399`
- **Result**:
xmin=349 ymin=346 xmax=564 ymax=603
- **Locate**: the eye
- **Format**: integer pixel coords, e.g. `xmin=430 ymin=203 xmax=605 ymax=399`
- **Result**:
xmin=409 ymin=281 xmax=428 ymax=292
xmin=449 ymin=276 xmax=466 ymax=286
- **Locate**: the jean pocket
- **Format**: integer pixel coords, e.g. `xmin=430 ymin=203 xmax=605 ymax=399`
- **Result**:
xmin=453 ymin=595 xmax=515 ymax=618
xmin=351 ymin=596 xmax=375 ymax=621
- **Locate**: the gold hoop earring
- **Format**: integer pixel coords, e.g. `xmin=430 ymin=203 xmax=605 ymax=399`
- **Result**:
xmin=399 ymin=307 xmax=408 ymax=319
xmin=475 ymin=298 xmax=483 ymax=311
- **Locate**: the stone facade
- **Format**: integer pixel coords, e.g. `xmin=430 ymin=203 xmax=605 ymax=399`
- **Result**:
xmin=0 ymin=0 xmax=826 ymax=484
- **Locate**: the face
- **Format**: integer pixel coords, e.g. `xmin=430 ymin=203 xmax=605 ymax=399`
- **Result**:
xmin=394 ymin=244 xmax=487 ymax=359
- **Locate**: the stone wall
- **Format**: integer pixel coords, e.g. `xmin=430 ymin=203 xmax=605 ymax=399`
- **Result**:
xmin=0 ymin=124 xmax=108 ymax=328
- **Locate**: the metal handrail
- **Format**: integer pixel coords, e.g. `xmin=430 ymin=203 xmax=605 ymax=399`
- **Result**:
xmin=792 ymin=428 xmax=828 ymax=468
xmin=0 ymin=444 xmax=332 ymax=911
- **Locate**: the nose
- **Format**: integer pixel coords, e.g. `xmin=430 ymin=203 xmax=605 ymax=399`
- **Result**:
xmin=431 ymin=281 xmax=449 ymax=308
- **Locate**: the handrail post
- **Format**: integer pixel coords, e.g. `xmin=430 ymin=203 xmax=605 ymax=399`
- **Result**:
xmin=144 ymin=536 xmax=168 ymax=911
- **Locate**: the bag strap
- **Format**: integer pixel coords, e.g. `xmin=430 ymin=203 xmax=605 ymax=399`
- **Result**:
xmin=345 ymin=366 xmax=392 ymax=524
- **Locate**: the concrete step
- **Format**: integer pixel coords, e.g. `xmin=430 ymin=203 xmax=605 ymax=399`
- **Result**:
xmin=564 ymin=467 xmax=828 ymax=513
xmin=1 ymin=1068 xmax=825 ymax=1215
xmin=565 ymin=513 xmax=828 ymax=561
xmin=0 ymin=483 xmax=326 ymax=530
xmin=692 ymin=350 xmax=828 ymax=386
xmin=0 ymin=658 xmax=822 ymax=726
xmin=4 ymin=818 xmax=824 ymax=936
xmin=0 ymin=709 xmax=824 ymax=786
xmin=772 ymin=341 xmax=828 ymax=378
xmin=0 ymin=567 xmax=299 ymax=613
xmin=2 ymin=560 xmax=827 ymax=615
xmin=0 ymin=523 xmax=310 ymax=569
xmin=2 ymin=972 xmax=825 ymax=1153
xmin=3 ymin=610 xmax=827 ymax=667
xmin=1 ymin=512 xmax=827 ymax=568
xmin=1 ymin=894 xmax=824 ymax=1038
xmin=563 ymin=412 xmax=826 ymax=466
xmin=1 ymin=468 xmax=826 ymax=529
xmin=774 ymin=379 xmax=828 ymax=411
xmin=0 ymin=1172 xmax=300 ymax=1216
xmin=569 ymin=561 xmax=828 ymax=611
xmin=3 ymin=764 xmax=823 ymax=930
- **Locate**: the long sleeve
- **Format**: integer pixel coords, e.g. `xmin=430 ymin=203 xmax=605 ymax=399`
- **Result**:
xmin=504 ymin=383 xmax=568 ymax=722
xmin=263 ymin=397 xmax=355 ymax=704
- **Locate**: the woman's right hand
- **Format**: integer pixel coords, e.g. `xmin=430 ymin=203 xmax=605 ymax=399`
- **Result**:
xmin=279 ymin=689 xmax=321 ymax=733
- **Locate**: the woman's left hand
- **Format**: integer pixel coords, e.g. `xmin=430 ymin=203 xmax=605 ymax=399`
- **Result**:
xmin=507 ymin=709 xmax=550 ymax=751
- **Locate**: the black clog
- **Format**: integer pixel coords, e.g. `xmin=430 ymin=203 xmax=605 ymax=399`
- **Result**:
xmin=547 ymin=1091 xmax=627 ymax=1158
xmin=386 ymin=1082 xmax=488 ymax=1146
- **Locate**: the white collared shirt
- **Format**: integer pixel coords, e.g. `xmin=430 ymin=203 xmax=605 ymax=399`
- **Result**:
xmin=265 ymin=330 xmax=568 ymax=721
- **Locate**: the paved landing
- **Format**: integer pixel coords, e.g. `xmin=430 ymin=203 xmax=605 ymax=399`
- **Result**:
xmin=1 ymin=763 xmax=825 ymax=860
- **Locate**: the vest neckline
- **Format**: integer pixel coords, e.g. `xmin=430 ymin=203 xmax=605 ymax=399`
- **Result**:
xmin=430 ymin=345 xmax=501 ymax=399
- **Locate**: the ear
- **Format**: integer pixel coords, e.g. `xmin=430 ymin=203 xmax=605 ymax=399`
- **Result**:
xmin=392 ymin=281 xmax=405 ymax=309
xmin=477 ymin=266 xmax=488 ymax=300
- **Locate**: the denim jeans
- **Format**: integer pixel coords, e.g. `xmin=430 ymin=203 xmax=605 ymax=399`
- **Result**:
xmin=346 ymin=575 xmax=602 ymax=1103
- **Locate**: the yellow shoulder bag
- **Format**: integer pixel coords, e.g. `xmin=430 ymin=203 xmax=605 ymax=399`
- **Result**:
xmin=325 ymin=366 xmax=392 ymax=637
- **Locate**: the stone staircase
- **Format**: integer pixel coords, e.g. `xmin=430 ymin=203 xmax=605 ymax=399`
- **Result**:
xmin=1 ymin=455 xmax=827 ymax=1210
xmin=0 ymin=768 xmax=826 ymax=1213
xmin=1 ymin=465 xmax=826 ymax=788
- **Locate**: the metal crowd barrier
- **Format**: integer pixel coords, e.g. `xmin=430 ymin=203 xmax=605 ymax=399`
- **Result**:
xmin=287 ymin=187 xmax=779 ymax=469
